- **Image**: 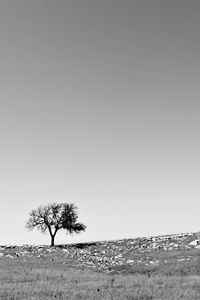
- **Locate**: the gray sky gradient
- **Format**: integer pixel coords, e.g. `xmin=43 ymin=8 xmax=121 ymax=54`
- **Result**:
xmin=1 ymin=0 xmax=200 ymax=244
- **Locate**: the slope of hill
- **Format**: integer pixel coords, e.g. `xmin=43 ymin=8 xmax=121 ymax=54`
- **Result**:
xmin=1 ymin=232 xmax=200 ymax=299
xmin=1 ymin=231 xmax=200 ymax=274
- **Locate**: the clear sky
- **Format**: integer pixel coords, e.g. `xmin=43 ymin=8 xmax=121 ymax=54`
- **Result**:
xmin=1 ymin=0 xmax=200 ymax=245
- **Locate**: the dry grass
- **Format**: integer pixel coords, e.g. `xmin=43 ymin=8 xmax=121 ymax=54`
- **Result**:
xmin=1 ymin=256 xmax=200 ymax=299
xmin=1 ymin=234 xmax=200 ymax=299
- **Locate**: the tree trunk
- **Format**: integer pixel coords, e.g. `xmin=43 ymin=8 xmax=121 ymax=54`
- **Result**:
xmin=50 ymin=234 xmax=55 ymax=247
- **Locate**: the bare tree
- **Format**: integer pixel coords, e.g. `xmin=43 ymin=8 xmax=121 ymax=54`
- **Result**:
xmin=26 ymin=203 xmax=86 ymax=246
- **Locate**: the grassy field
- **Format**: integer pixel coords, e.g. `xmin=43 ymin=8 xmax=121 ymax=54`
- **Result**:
xmin=1 ymin=233 xmax=200 ymax=299
xmin=1 ymin=258 xmax=200 ymax=299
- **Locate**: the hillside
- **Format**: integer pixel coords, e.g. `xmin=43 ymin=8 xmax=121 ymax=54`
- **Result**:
xmin=1 ymin=232 xmax=200 ymax=299
xmin=1 ymin=231 xmax=200 ymax=274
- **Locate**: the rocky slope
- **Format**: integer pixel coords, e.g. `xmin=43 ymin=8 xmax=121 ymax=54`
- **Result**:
xmin=1 ymin=231 xmax=200 ymax=272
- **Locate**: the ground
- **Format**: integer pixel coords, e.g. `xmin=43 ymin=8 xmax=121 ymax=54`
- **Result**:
xmin=1 ymin=232 xmax=200 ymax=299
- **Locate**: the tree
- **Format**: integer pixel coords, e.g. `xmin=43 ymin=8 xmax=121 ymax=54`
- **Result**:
xmin=26 ymin=203 xmax=86 ymax=246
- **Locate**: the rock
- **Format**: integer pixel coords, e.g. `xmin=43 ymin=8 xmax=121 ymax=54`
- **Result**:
xmin=189 ymin=240 xmax=200 ymax=246
xmin=4 ymin=254 xmax=14 ymax=258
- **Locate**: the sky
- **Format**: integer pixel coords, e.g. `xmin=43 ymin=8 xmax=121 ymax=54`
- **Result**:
xmin=0 ymin=0 xmax=200 ymax=245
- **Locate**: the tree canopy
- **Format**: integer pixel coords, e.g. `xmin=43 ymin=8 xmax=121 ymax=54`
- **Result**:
xmin=26 ymin=203 xmax=86 ymax=246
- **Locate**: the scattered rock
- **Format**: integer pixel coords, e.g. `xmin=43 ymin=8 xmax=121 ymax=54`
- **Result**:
xmin=0 ymin=231 xmax=200 ymax=271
